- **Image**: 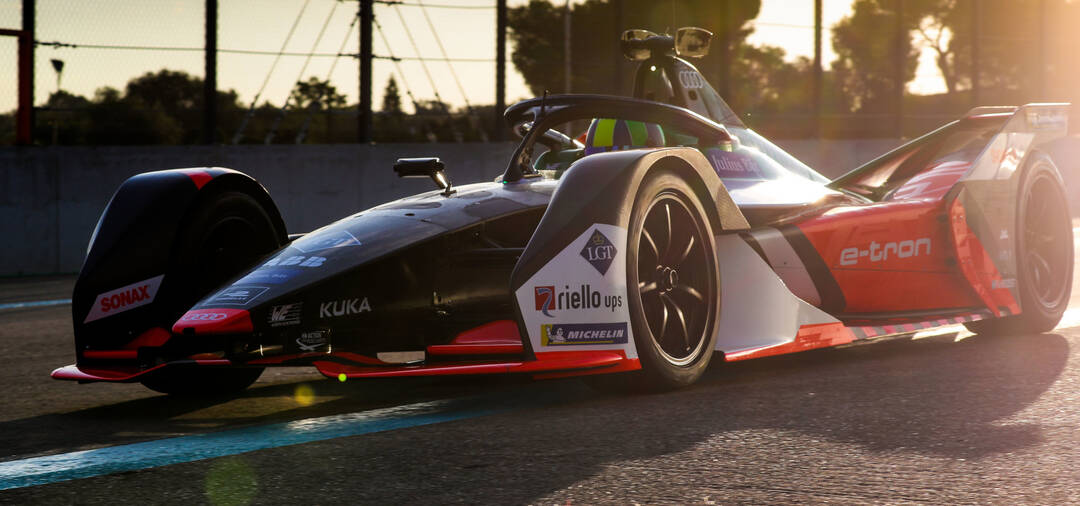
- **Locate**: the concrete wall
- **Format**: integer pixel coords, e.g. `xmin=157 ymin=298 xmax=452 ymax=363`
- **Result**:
xmin=0 ymin=139 xmax=900 ymax=276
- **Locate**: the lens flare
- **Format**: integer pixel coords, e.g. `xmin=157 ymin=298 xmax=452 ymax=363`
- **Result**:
xmin=338 ymin=373 xmax=347 ymax=382
xmin=293 ymin=383 xmax=315 ymax=406
xmin=204 ymin=456 xmax=257 ymax=506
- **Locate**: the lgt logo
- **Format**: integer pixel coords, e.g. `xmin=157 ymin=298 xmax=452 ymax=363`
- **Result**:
xmin=580 ymin=229 xmax=617 ymax=275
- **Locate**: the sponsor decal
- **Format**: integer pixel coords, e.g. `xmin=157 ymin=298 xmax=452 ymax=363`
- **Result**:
xmin=296 ymin=330 xmax=330 ymax=352
xmin=84 ymin=275 xmax=165 ymax=323
xmin=180 ymin=312 xmax=228 ymax=321
xmin=541 ymin=322 xmax=629 ymax=346
xmin=678 ymin=70 xmax=705 ymax=89
xmin=1026 ymin=109 xmax=1068 ymax=131
xmin=292 ymin=229 xmax=362 ymax=253
xmin=534 ymin=284 xmax=623 ymax=318
xmin=237 ymin=269 xmax=298 ymax=285
xmin=263 ymin=255 xmax=327 ymax=268
xmin=580 ymin=229 xmax=617 ymax=275
xmin=839 ymin=238 xmax=932 ymax=266
xmin=268 ymin=303 xmax=302 ymax=327
xmin=206 ymin=286 xmax=270 ymax=306
xmin=992 ymin=278 xmax=1017 ymax=289
xmin=707 ymin=150 xmax=762 ymax=178
xmin=319 ymin=297 xmax=371 ymax=318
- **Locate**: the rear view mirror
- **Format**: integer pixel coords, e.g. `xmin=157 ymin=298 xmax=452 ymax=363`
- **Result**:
xmin=621 ymin=29 xmax=658 ymax=61
xmin=394 ymin=157 xmax=455 ymax=196
xmin=675 ymin=27 xmax=712 ymax=58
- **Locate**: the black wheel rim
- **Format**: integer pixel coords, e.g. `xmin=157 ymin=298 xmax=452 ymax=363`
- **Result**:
xmin=636 ymin=192 xmax=712 ymax=366
xmin=1023 ymin=175 xmax=1070 ymax=309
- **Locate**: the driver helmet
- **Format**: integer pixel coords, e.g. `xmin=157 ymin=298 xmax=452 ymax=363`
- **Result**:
xmin=583 ymin=118 xmax=666 ymax=155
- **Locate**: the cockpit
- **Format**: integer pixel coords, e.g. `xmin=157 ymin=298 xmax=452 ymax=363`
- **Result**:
xmin=501 ymin=28 xmax=842 ymax=225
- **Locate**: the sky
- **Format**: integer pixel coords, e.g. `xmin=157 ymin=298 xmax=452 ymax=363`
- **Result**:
xmin=0 ymin=0 xmax=948 ymax=114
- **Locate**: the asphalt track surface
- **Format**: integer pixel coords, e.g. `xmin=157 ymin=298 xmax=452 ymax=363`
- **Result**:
xmin=3 ymin=236 xmax=1080 ymax=504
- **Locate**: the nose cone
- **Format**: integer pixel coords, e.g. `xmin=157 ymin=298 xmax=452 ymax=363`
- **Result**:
xmin=173 ymin=309 xmax=253 ymax=335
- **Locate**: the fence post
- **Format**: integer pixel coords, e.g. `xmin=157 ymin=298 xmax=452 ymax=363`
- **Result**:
xmin=813 ymin=0 xmax=822 ymax=139
xmin=203 ymin=0 xmax=217 ymax=145
xmin=971 ymin=0 xmax=980 ymax=107
xmin=494 ymin=0 xmax=506 ymax=140
xmin=359 ymin=0 xmax=373 ymax=143
xmin=893 ymin=0 xmax=905 ymax=138
xmin=16 ymin=0 xmax=34 ymax=146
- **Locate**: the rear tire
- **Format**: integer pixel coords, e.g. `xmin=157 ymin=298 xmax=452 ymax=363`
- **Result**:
xmin=142 ymin=191 xmax=282 ymax=395
xmin=965 ymin=155 xmax=1073 ymax=335
xmin=623 ymin=170 xmax=720 ymax=390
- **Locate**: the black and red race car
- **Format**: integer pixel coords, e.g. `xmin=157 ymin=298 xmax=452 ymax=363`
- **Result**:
xmin=53 ymin=28 xmax=1076 ymax=394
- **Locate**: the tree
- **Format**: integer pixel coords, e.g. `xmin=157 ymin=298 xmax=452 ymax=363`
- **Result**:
xmin=125 ymin=70 xmax=203 ymax=143
xmin=382 ymin=76 xmax=403 ymax=115
xmin=290 ymin=77 xmax=347 ymax=112
xmin=123 ymin=69 xmax=244 ymax=144
xmin=35 ymin=90 xmax=93 ymax=144
xmin=830 ymin=0 xmax=921 ymax=114
xmin=909 ymin=0 xmax=965 ymax=95
xmin=85 ymin=86 xmax=184 ymax=145
xmin=288 ymin=77 xmax=347 ymax=143
xmin=508 ymin=0 xmax=762 ymax=97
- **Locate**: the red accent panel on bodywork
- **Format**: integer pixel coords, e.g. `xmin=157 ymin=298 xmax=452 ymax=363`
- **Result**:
xmin=948 ymin=197 xmax=1020 ymax=316
xmin=797 ymin=200 xmax=981 ymax=313
xmin=172 ymin=309 xmax=253 ymax=335
xmin=724 ymin=322 xmax=856 ymax=361
xmin=426 ymin=320 xmax=524 ymax=355
xmin=530 ymin=351 xmax=641 ymax=379
xmin=176 ymin=168 xmax=213 ymax=189
xmin=124 ymin=327 xmax=172 ymax=349
xmin=315 ymin=350 xmax=628 ymax=379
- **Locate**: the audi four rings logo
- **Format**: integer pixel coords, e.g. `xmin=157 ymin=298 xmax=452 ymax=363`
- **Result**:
xmin=678 ymin=71 xmax=705 ymax=89
xmin=181 ymin=313 xmax=228 ymax=321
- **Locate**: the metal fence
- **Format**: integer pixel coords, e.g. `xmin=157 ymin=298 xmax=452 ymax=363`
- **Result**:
xmin=1 ymin=0 xmax=1078 ymax=146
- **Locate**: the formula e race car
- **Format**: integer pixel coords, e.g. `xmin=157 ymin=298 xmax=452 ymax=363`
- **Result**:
xmin=53 ymin=28 xmax=1077 ymax=394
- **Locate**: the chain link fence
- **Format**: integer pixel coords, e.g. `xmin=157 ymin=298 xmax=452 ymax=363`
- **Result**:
xmin=2 ymin=0 xmax=1079 ymax=146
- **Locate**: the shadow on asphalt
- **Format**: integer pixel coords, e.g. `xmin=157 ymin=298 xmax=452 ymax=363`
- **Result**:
xmin=0 ymin=373 xmax=541 ymax=460
xmin=184 ymin=330 xmax=1068 ymax=505
xmin=0 ymin=329 xmax=1069 ymax=503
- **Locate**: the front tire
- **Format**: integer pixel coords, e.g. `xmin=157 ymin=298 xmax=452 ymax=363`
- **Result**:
xmin=141 ymin=367 xmax=264 ymax=396
xmin=965 ymin=155 xmax=1073 ymax=335
xmin=625 ymin=170 xmax=720 ymax=390
xmin=141 ymin=191 xmax=282 ymax=395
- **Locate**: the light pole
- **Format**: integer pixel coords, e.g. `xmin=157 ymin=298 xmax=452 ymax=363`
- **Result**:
xmin=50 ymin=58 xmax=63 ymax=94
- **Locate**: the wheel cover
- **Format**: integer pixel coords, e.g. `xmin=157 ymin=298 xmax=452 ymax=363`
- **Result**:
xmin=636 ymin=192 xmax=713 ymax=366
xmin=1022 ymin=175 xmax=1070 ymax=309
